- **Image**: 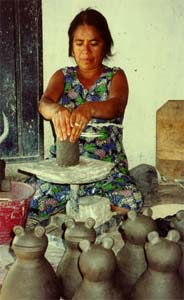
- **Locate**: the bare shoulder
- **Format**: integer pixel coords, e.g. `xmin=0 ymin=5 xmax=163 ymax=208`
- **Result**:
xmin=49 ymin=69 xmax=64 ymax=83
xmin=110 ymin=68 xmax=128 ymax=92
xmin=46 ymin=69 xmax=65 ymax=89
xmin=44 ymin=69 xmax=65 ymax=101
xmin=112 ymin=68 xmax=128 ymax=83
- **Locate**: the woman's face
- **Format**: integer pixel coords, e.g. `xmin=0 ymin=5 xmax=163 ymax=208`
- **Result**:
xmin=72 ymin=24 xmax=105 ymax=71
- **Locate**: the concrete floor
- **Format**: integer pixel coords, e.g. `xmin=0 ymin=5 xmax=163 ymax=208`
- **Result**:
xmin=146 ymin=181 xmax=184 ymax=217
xmin=0 ymin=181 xmax=184 ymax=293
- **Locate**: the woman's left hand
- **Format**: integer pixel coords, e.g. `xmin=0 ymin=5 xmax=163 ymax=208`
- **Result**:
xmin=69 ymin=103 xmax=92 ymax=142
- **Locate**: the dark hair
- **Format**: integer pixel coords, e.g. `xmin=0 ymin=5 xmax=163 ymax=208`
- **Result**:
xmin=68 ymin=8 xmax=114 ymax=59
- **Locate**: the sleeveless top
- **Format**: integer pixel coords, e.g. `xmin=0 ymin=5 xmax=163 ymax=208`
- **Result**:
xmin=55 ymin=65 xmax=128 ymax=174
xmin=28 ymin=66 xmax=144 ymax=218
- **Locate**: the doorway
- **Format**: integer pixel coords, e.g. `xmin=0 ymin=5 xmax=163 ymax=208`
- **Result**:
xmin=0 ymin=0 xmax=43 ymax=162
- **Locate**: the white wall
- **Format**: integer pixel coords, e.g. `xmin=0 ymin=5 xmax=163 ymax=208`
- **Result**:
xmin=42 ymin=0 xmax=184 ymax=169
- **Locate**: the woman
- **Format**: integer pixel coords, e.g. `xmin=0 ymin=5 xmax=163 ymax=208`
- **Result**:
xmin=29 ymin=8 xmax=143 ymax=220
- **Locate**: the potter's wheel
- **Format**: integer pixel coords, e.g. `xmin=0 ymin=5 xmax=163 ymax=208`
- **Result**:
xmin=19 ymin=157 xmax=115 ymax=184
xmin=19 ymin=156 xmax=115 ymax=212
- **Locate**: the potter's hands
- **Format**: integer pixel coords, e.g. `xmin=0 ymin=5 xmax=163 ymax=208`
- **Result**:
xmin=51 ymin=108 xmax=71 ymax=141
xmin=51 ymin=103 xmax=92 ymax=142
xmin=69 ymin=103 xmax=92 ymax=142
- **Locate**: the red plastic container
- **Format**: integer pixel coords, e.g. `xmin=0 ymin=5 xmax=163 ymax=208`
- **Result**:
xmin=0 ymin=181 xmax=35 ymax=244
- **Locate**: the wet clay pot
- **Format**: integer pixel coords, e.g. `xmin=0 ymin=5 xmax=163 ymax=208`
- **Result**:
xmin=131 ymin=230 xmax=183 ymax=300
xmin=73 ymin=237 xmax=122 ymax=300
xmin=56 ymin=137 xmax=79 ymax=167
xmin=0 ymin=225 xmax=60 ymax=300
xmin=56 ymin=217 xmax=96 ymax=299
xmin=115 ymin=208 xmax=157 ymax=299
xmin=170 ymin=210 xmax=184 ymax=280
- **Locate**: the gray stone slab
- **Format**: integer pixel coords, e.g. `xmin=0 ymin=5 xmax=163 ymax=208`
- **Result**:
xmin=19 ymin=157 xmax=115 ymax=184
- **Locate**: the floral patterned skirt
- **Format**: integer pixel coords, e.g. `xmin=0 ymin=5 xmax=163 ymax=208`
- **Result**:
xmin=27 ymin=162 xmax=144 ymax=221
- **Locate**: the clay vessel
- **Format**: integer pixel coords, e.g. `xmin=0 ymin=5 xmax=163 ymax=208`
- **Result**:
xmin=73 ymin=237 xmax=123 ymax=300
xmin=131 ymin=230 xmax=183 ymax=300
xmin=56 ymin=217 xmax=96 ymax=299
xmin=56 ymin=137 xmax=79 ymax=166
xmin=170 ymin=210 xmax=184 ymax=280
xmin=115 ymin=208 xmax=157 ymax=298
xmin=0 ymin=225 xmax=60 ymax=300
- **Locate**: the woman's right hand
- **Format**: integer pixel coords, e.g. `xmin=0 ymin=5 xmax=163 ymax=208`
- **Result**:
xmin=51 ymin=108 xmax=72 ymax=141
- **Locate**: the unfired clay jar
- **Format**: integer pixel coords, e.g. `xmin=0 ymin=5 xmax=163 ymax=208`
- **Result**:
xmin=56 ymin=217 xmax=96 ymax=299
xmin=131 ymin=230 xmax=183 ymax=300
xmin=56 ymin=137 xmax=79 ymax=166
xmin=115 ymin=208 xmax=157 ymax=298
xmin=0 ymin=225 xmax=60 ymax=300
xmin=170 ymin=210 xmax=184 ymax=280
xmin=73 ymin=237 xmax=122 ymax=300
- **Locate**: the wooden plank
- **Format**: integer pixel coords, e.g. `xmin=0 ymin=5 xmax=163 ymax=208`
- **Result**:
xmin=156 ymin=159 xmax=184 ymax=180
xmin=156 ymin=100 xmax=184 ymax=180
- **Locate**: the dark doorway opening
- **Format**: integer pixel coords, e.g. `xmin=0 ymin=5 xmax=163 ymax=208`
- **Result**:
xmin=0 ymin=0 xmax=43 ymax=162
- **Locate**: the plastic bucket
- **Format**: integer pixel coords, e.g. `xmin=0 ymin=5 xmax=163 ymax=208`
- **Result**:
xmin=0 ymin=181 xmax=35 ymax=244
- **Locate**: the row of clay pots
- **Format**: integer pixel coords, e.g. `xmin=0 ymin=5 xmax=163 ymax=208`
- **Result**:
xmin=0 ymin=209 xmax=184 ymax=300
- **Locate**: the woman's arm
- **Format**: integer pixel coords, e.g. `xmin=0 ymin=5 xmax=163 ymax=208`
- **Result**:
xmin=69 ymin=69 xmax=128 ymax=142
xmin=38 ymin=70 xmax=72 ymax=141
xmin=39 ymin=68 xmax=128 ymax=142
xmin=90 ymin=68 xmax=129 ymax=119
xmin=39 ymin=70 xmax=65 ymax=119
